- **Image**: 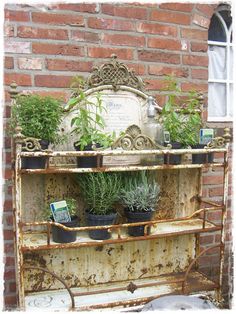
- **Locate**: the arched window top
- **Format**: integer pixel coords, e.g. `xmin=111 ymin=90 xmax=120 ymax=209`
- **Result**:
xmin=208 ymin=4 xmax=232 ymax=43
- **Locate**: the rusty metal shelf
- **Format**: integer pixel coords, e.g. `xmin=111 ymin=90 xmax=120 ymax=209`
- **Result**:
xmin=22 ymin=218 xmax=221 ymax=252
xmin=24 ymin=270 xmax=218 ymax=311
xmin=19 ymin=162 xmax=224 ymax=174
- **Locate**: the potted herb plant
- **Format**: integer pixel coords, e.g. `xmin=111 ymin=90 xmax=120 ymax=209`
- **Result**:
xmin=67 ymin=77 xmax=114 ymax=168
xmin=119 ymin=171 xmax=160 ymax=237
xmin=160 ymin=76 xmax=203 ymax=164
xmin=76 ymin=172 xmax=122 ymax=240
xmin=43 ymin=198 xmax=79 ymax=244
xmin=9 ymin=94 xmax=64 ymax=169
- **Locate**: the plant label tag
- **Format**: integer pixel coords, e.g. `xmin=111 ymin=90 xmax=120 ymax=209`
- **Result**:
xmin=50 ymin=200 xmax=71 ymax=223
xmin=163 ymin=131 xmax=170 ymax=143
xmin=199 ymin=129 xmax=214 ymax=145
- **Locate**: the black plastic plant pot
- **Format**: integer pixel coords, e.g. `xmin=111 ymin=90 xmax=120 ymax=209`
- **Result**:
xmin=51 ymin=215 xmax=79 ymax=243
xmin=87 ymin=212 xmax=117 ymax=240
xmin=74 ymin=143 xmax=103 ymax=168
xmin=164 ymin=142 xmax=182 ymax=165
xmin=125 ymin=210 xmax=153 ymax=237
xmin=192 ymin=144 xmax=214 ymax=164
xmin=21 ymin=140 xmax=49 ymax=169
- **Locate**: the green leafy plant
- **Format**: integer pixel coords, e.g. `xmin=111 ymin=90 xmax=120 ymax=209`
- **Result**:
xmin=119 ymin=171 xmax=160 ymax=212
xmin=76 ymin=172 xmax=122 ymax=215
xmin=160 ymin=76 xmax=202 ymax=147
xmin=42 ymin=197 xmax=78 ymax=221
xmin=67 ymin=76 xmax=115 ymax=150
xmin=9 ymin=94 xmax=64 ymax=144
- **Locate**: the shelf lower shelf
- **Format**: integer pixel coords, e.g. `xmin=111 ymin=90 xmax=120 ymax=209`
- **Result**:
xmin=22 ymin=218 xmax=221 ymax=251
xmin=24 ymin=270 xmax=218 ymax=311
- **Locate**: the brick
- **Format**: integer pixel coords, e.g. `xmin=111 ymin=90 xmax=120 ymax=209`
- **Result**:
xmin=32 ymin=12 xmax=84 ymax=26
xmin=181 ymin=28 xmax=208 ymax=41
xmin=4 ymin=269 xmax=16 ymax=281
xmin=4 ymin=169 xmax=12 ymax=180
xmin=32 ymin=43 xmax=84 ymax=56
xmin=88 ymin=47 xmax=133 ymax=60
xmin=5 ymin=213 xmax=14 ymax=226
xmin=71 ymin=30 xmax=100 ymax=43
xmin=4 ymin=295 xmax=18 ymax=308
xmin=209 ymin=187 xmax=224 ymax=197
xmin=4 ymin=25 xmax=14 ymax=37
xmin=18 ymin=58 xmax=43 ymax=70
xmin=138 ymin=50 xmax=180 ymax=64
xmin=4 ymin=199 xmax=13 ymax=212
xmin=214 ymin=152 xmax=224 ymax=159
xmin=5 ymin=9 xmax=29 ymax=22
xmin=203 ymin=175 xmax=224 ymax=185
xmin=181 ymin=82 xmax=208 ymax=93
xmin=4 ymin=73 xmax=32 ymax=86
xmin=4 ymin=242 xmax=14 ymax=254
xmin=46 ymin=59 xmax=93 ymax=72
xmin=183 ymin=55 xmax=208 ymax=67
xmin=199 ymin=234 xmax=214 ymax=245
xmin=191 ymin=42 xmax=208 ymax=52
xmin=149 ymin=65 xmax=188 ymax=78
xmin=32 ymin=90 xmax=70 ymax=102
xmin=191 ymin=68 xmax=208 ymax=80
xmin=88 ymin=17 xmax=135 ymax=31
xmin=137 ymin=22 xmax=177 ymax=37
xmin=102 ymin=34 xmax=145 ymax=47
xmin=17 ymin=26 xmax=68 ymax=40
xmin=9 ymin=282 xmax=17 ymax=293
xmin=3 ymin=151 xmax=11 ymax=164
xmin=5 ymin=57 xmax=14 ymax=69
xmin=192 ymin=13 xmax=211 ymax=29
xmin=196 ymin=4 xmax=216 ymax=18
xmin=4 ymin=137 xmax=11 ymax=149
xmin=101 ymin=4 xmax=147 ymax=19
xmin=4 ymin=256 xmax=16 ymax=267
xmin=150 ymin=10 xmax=191 ymax=25
xmin=148 ymin=38 xmax=181 ymax=51
xmin=4 ymin=229 xmax=14 ymax=241
xmin=126 ymin=63 xmax=146 ymax=75
xmin=159 ymin=3 xmax=194 ymax=12
xmin=144 ymin=79 xmax=168 ymax=91
xmin=5 ymin=41 xmax=31 ymax=54
xmin=51 ymin=3 xmax=98 ymax=13
xmin=35 ymin=75 xmax=73 ymax=88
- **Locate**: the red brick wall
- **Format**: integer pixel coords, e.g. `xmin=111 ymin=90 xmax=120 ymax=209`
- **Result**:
xmin=3 ymin=2 xmax=233 ymax=309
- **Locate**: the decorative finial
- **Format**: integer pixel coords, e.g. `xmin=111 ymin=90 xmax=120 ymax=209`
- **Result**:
xmin=9 ymin=81 xmax=18 ymax=99
xmin=223 ymin=128 xmax=231 ymax=143
xmin=13 ymin=126 xmax=25 ymax=144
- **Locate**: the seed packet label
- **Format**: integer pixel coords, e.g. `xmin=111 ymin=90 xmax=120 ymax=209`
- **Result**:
xmin=199 ymin=129 xmax=214 ymax=145
xmin=50 ymin=200 xmax=71 ymax=223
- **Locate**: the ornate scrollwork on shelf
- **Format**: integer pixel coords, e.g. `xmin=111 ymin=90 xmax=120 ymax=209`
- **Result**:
xmin=206 ymin=137 xmax=225 ymax=149
xmin=86 ymin=54 xmax=145 ymax=91
xmin=22 ymin=138 xmax=43 ymax=151
xmin=112 ymin=124 xmax=166 ymax=150
xmin=206 ymin=128 xmax=231 ymax=148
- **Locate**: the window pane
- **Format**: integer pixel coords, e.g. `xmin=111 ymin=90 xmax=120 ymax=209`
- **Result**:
xmin=229 ymin=46 xmax=233 ymax=80
xmin=208 ymin=14 xmax=226 ymax=42
xmin=208 ymin=83 xmax=226 ymax=117
xmin=228 ymin=84 xmax=233 ymax=117
xmin=220 ymin=10 xmax=232 ymax=29
xmin=208 ymin=46 xmax=226 ymax=80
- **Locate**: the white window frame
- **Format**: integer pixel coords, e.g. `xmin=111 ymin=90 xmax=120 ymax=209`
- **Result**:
xmin=208 ymin=9 xmax=233 ymax=122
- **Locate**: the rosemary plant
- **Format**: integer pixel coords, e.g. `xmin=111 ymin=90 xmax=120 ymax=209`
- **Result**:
xmin=76 ymin=172 xmax=122 ymax=215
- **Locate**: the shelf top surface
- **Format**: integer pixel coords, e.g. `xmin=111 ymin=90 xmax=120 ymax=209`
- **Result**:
xmin=22 ymin=218 xmax=220 ymax=251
